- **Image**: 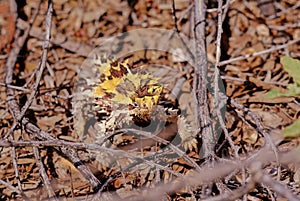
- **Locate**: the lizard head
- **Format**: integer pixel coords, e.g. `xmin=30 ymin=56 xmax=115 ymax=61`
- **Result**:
xmin=93 ymin=57 xmax=164 ymax=127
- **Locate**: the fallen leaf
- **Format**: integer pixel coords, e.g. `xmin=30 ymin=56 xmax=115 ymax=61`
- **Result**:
xmin=282 ymin=119 xmax=300 ymax=138
xmin=281 ymin=56 xmax=300 ymax=85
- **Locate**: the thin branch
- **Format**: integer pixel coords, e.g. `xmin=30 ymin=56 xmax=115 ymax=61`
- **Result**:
xmin=7 ymin=2 xmax=48 ymax=197
xmin=16 ymin=19 xmax=93 ymax=57
xmin=171 ymin=0 xmax=180 ymax=33
xmin=0 ymin=178 xmax=23 ymax=196
xmin=117 ymin=128 xmax=202 ymax=172
xmin=220 ymin=75 xmax=289 ymax=87
xmin=229 ymin=99 xmax=281 ymax=181
xmin=259 ymin=172 xmax=299 ymax=201
xmin=5 ymin=0 xmax=53 ymax=140
xmin=202 ymin=179 xmax=255 ymax=201
xmin=0 ymin=129 xmax=201 ymax=174
xmin=0 ymin=82 xmax=31 ymax=92
xmin=219 ymin=37 xmax=300 ymax=66
xmin=104 ymin=146 xmax=300 ymax=201
xmin=269 ymin=22 xmax=300 ymax=31
xmin=178 ymin=3 xmax=194 ymax=23
xmin=4 ymin=0 xmax=41 ymax=198
xmin=33 ymin=146 xmax=58 ymax=201
xmin=213 ymin=1 xmax=246 ymax=198
xmin=267 ymin=1 xmax=300 ymax=19
xmin=4 ymin=0 xmax=102 ymax=194
xmin=10 ymin=144 xmax=24 ymax=198
xmin=23 ymin=121 xmax=103 ymax=191
xmin=63 ymin=139 xmax=298 ymax=201
xmin=214 ymin=0 xmax=239 ymax=162
xmin=206 ymin=0 xmax=236 ymax=13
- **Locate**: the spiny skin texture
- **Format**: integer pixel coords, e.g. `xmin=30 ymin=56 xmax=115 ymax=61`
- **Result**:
xmin=72 ymin=57 xmax=198 ymax=171
xmin=91 ymin=58 xmax=197 ymax=152
xmin=93 ymin=58 xmax=164 ymax=127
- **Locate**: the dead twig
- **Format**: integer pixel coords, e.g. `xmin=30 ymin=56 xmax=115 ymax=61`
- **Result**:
xmin=4 ymin=0 xmax=41 ymax=198
xmin=206 ymin=0 xmax=236 ymax=13
xmin=5 ymin=0 xmax=52 ymax=140
xmin=0 ymin=82 xmax=31 ymax=92
xmin=4 ymin=1 xmax=57 ymax=200
xmin=213 ymin=0 xmax=238 ymax=157
xmin=229 ymin=99 xmax=280 ymax=181
xmin=117 ymin=128 xmax=202 ymax=172
xmin=213 ymin=1 xmax=247 ymax=199
xmin=219 ymin=37 xmax=300 ymax=66
xmin=16 ymin=19 xmax=93 ymax=57
xmin=32 ymin=146 xmax=58 ymax=201
xmin=202 ymin=179 xmax=255 ymax=201
xmin=171 ymin=0 xmax=180 ymax=34
xmin=99 ymin=146 xmax=300 ymax=201
xmin=4 ymin=0 xmax=102 ymax=195
xmin=259 ymin=171 xmax=299 ymax=201
xmin=0 ymin=178 xmax=23 ymax=196
xmin=24 ymin=123 xmax=102 ymax=191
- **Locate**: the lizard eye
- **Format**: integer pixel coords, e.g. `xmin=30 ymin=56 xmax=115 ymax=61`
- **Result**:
xmin=132 ymin=102 xmax=138 ymax=107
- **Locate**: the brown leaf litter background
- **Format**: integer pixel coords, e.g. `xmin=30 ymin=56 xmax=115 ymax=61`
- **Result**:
xmin=0 ymin=0 xmax=300 ymax=200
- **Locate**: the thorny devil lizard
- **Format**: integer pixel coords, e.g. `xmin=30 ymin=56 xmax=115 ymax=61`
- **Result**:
xmin=72 ymin=57 xmax=198 ymax=171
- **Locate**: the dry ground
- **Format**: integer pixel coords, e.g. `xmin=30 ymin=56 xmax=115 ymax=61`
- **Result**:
xmin=0 ymin=0 xmax=300 ymax=200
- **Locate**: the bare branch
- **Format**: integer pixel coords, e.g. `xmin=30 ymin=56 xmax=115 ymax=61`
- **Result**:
xmin=16 ymin=19 xmax=93 ymax=57
xmin=259 ymin=172 xmax=299 ymax=201
xmin=4 ymin=0 xmax=42 ymax=198
xmin=0 ymin=178 xmax=23 ymax=196
xmin=4 ymin=0 xmax=102 ymax=194
xmin=219 ymin=37 xmax=300 ymax=66
xmin=229 ymin=99 xmax=280 ymax=181
xmin=213 ymin=0 xmax=238 ymax=156
xmin=194 ymin=0 xmax=215 ymax=159
xmin=33 ymin=147 xmax=58 ymax=201
xmin=5 ymin=0 xmax=53 ymax=140
xmin=105 ymin=146 xmax=300 ymax=201
xmin=202 ymin=179 xmax=255 ymax=201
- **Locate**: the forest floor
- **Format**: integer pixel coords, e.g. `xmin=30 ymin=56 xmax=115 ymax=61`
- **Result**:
xmin=0 ymin=0 xmax=300 ymax=200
